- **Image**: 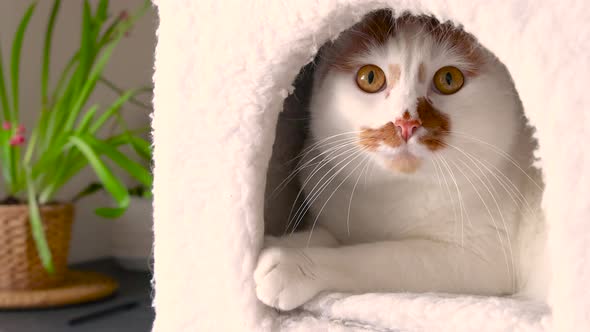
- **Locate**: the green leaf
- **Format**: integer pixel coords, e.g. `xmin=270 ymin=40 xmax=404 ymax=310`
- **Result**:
xmin=90 ymin=89 xmax=137 ymax=133
xmin=38 ymin=152 xmax=83 ymax=204
xmin=128 ymin=136 xmax=152 ymax=161
xmin=85 ymin=135 xmax=152 ymax=187
xmin=72 ymin=181 xmax=103 ymax=202
xmin=0 ymin=130 xmax=12 ymax=186
xmin=50 ymin=0 xmax=149 ymax=151
xmin=42 ymin=0 xmax=61 ymax=107
xmin=0 ymin=44 xmax=11 ymax=122
xmin=95 ymin=206 xmax=126 ymax=218
xmin=11 ymin=2 xmax=37 ymax=119
xmin=69 ymin=135 xmax=130 ymax=216
xmin=47 ymin=1 xmax=95 ymax=146
xmin=25 ymin=168 xmax=54 ymax=273
xmin=97 ymin=18 xmax=120 ymax=49
xmin=99 ymin=78 xmax=153 ymax=111
xmin=49 ymin=52 xmax=78 ymax=106
xmin=9 ymin=146 xmax=19 ymax=193
xmin=28 ymin=0 xmax=152 ymax=204
xmin=79 ymin=1 xmax=94 ymax=77
xmin=76 ymin=104 xmax=99 ymax=133
xmin=31 ymin=136 xmax=69 ymax=179
xmin=0 ymin=47 xmax=12 ymax=189
xmin=62 ymin=40 xmax=118 ymax=134
xmin=37 ymin=130 xmax=138 ymax=203
xmin=75 ymin=183 xmax=151 ymax=203
xmin=96 ymin=0 xmax=109 ymax=22
xmin=128 ymin=184 xmax=150 ymax=198
xmin=6 ymin=2 xmax=36 ymax=195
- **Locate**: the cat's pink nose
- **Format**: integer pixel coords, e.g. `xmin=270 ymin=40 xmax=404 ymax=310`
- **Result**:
xmin=394 ymin=118 xmax=422 ymax=142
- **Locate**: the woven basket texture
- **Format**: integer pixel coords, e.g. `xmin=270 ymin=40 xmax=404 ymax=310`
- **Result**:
xmin=0 ymin=204 xmax=73 ymax=290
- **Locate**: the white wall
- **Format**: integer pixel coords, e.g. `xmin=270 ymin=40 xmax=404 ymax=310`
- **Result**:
xmin=0 ymin=1 xmax=156 ymax=263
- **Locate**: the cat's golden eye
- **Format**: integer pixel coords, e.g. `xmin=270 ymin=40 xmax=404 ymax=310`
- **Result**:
xmin=356 ymin=64 xmax=386 ymax=93
xmin=433 ymin=66 xmax=464 ymax=95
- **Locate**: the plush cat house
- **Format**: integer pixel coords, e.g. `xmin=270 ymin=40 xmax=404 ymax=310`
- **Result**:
xmin=151 ymin=0 xmax=589 ymax=331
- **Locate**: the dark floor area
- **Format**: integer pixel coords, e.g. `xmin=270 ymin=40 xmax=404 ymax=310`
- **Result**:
xmin=0 ymin=259 xmax=154 ymax=332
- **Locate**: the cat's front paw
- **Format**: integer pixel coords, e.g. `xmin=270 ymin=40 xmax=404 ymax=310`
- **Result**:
xmin=254 ymin=247 xmax=322 ymax=310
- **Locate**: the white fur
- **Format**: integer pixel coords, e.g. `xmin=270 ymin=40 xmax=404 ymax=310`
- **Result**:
xmin=255 ymin=18 xmax=547 ymax=311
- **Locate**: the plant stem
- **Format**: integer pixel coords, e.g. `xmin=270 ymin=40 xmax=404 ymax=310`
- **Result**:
xmin=99 ymin=77 xmax=152 ymax=111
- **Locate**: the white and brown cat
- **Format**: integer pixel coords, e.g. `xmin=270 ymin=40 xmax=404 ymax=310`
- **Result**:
xmin=255 ymin=11 xmax=548 ymax=311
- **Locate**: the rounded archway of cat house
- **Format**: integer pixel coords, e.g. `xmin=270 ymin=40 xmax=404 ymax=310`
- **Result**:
xmin=259 ymin=5 xmax=554 ymax=326
xmin=258 ymin=11 xmax=552 ymax=332
xmin=263 ymin=8 xmax=542 ymax=240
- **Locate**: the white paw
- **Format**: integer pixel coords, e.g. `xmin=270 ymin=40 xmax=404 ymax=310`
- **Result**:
xmin=254 ymin=247 xmax=322 ymax=310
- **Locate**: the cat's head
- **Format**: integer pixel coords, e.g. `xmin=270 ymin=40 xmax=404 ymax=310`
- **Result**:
xmin=310 ymin=11 xmax=522 ymax=179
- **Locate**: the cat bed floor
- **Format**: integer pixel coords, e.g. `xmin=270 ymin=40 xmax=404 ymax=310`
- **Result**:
xmin=280 ymin=293 xmax=549 ymax=332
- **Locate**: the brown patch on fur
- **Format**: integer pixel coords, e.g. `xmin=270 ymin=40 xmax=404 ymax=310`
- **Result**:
xmin=356 ymin=97 xmax=450 ymax=174
xmin=359 ymin=99 xmax=449 ymax=152
xmin=418 ymin=63 xmax=426 ymax=83
xmin=416 ymin=97 xmax=450 ymax=151
xmin=387 ymin=64 xmax=401 ymax=90
xmin=359 ymin=122 xmax=402 ymax=150
xmin=427 ymin=21 xmax=484 ymax=77
xmin=319 ymin=10 xmax=484 ymax=79
xmin=327 ymin=10 xmax=395 ymax=72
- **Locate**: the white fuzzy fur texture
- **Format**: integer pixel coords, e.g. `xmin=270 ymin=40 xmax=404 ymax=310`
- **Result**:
xmin=151 ymin=0 xmax=590 ymax=331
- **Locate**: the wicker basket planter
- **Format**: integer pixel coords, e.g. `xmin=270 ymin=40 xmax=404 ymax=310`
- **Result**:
xmin=0 ymin=204 xmax=73 ymax=290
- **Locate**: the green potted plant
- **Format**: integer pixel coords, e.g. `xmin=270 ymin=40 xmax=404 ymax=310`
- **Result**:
xmin=0 ymin=0 xmax=152 ymax=293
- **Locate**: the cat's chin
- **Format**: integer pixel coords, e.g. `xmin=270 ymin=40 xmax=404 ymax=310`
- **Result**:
xmin=381 ymin=151 xmax=422 ymax=174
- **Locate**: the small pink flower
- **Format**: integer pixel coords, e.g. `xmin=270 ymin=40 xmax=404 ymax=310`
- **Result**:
xmin=17 ymin=124 xmax=25 ymax=134
xmin=118 ymin=10 xmax=129 ymax=21
xmin=2 ymin=122 xmax=10 ymax=130
xmin=9 ymin=134 xmax=25 ymax=146
xmin=118 ymin=10 xmax=131 ymax=37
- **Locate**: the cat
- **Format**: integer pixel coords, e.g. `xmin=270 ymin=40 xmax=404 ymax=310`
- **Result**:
xmin=255 ymin=10 xmax=548 ymax=311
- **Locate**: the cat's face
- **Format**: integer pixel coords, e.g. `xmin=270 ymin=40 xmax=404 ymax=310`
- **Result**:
xmin=310 ymin=13 xmax=522 ymax=180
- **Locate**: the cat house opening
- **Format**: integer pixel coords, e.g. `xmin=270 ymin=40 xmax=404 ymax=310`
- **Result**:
xmin=262 ymin=8 xmax=545 ymax=307
xmin=264 ymin=10 xmax=541 ymax=231
xmin=264 ymin=63 xmax=315 ymax=236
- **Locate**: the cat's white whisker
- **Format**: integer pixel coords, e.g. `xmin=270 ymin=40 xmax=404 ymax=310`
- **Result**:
xmin=290 ymin=149 xmax=364 ymax=233
xmin=447 ymin=143 xmax=535 ymax=217
xmin=445 ymin=131 xmax=542 ymax=191
xmin=430 ymin=158 xmax=444 ymax=192
xmin=466 ymin=151 xmax=525 ymax=216
xmin=347 ymin=156 xmax=371 ymax=237
xmin=448 ymin=145 xmax=517 ymax=291
xmin=308 ymin=153 xmax=370 ymax=246
xmin=294 ymin=138 xmax=358 ymax=166
xmin=436 ymin=155 xmax=469 ymax=248
xmin=285 ymin=139 xmax=358 ymax=183
xmin=451 ymin=158 xmax=515 ymax=292
xmin=432 ymin=155 xmax=461 ymax=246
xmin=285 ymin=144 xmax=360 ymax=234
xmin=294 ymin=150 xmax=365 ymax=233
xmin=272 ymin=138 xmax=359 ymax=201
xmin=294 ymin=131 xmax=362 ymax=161
xmin=478 ymin=158 xmax=537 ymax=216
xmin=285 ymin=136 xmax=360 ymax=176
